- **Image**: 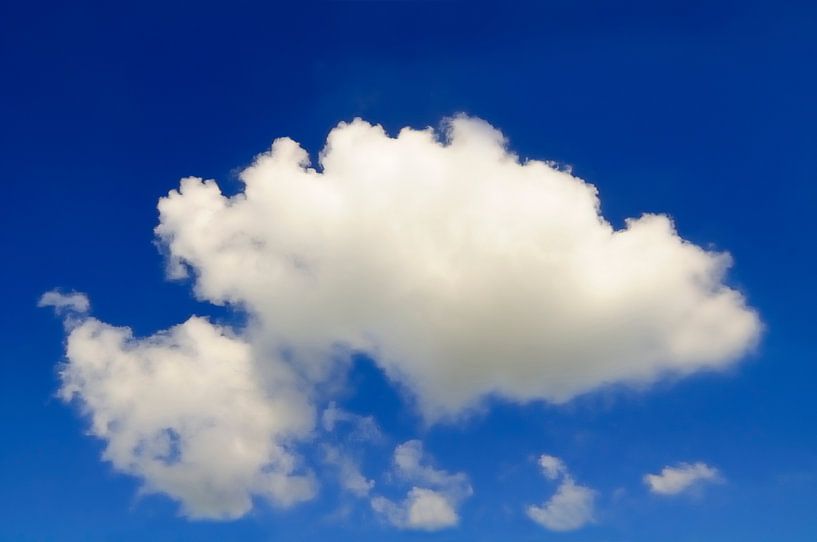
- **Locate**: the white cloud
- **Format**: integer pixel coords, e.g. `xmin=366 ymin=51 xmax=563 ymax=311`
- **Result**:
xmin=392 ymin=440 xmax=470 ymax=491
xmin=371 ymin=440 xmax=471 ymax=530
xmin=527 ymin=478 xmax=596 ymax=532
xmin=321 ymin=403 xmax=353 ymax=432
xmin=644 ymin=462 xmax=721 ymax=495
xmin=320 ymin=404 xmax=379 ymax=498
xmin=527 ymin=453 xmax=596 ymax=532
xmin=372 ymin=488 xmax=458 ymax=531
xmin=43 ymin=115 xmax=759 ymax=521
xmin=321 ymin=402 xmax=382 ymax=442
xmin=538 ymin=454 xmax=567 ymax=480
xmin=58 ymin=314 xmax=316 ymax=519
xmin=324 ymin=445 xmax=375 ymax=497
xmin=155 ymin=115 xmax=760 ymax=421
xmin=38 ymin=290 xmax=90 ymax=314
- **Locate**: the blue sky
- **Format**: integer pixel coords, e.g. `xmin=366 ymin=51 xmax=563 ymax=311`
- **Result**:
xmin=2 ymin=1 xmax=816 ymax=540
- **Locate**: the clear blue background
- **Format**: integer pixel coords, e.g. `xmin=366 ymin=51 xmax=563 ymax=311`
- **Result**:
xmin=1 ymin=1 xmax=815 ymax=540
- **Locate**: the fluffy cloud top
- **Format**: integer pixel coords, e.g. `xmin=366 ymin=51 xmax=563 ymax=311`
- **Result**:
xmin=371 ymin=440 xmax=472 ymax=530
xmin=527 ymin=453 xmax=595 ymax=532
xmin=58 ymin=316 xmax=316 ymax=519
xmin=644 ymin=462 xmax=721 ymax=495
xmin=156 ymin=116 xmax=760 ymax=420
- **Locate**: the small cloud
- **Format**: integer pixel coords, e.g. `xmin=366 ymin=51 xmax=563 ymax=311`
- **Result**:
xmin=643 ymin=462 xmax=722 ymax=495
xmin=323 ymin=445 xmax=375 ymax=497
xmin=527 ymin=478 xmax=596 ymax=532
xmin=370 ymin=440 xmax=471 ymax=531
xmin=321 ymin=402 xmax=382 ymax=442
xmin=321 ymin=402 xmax=347 ymax=432
xmin=526 ymin=453 xmax=596 ymax=532
xmin=38 ymin=289 xmax=90 ymax=315
xmin=393 ymin=440 xmax=469 ymax=490
xmin=372 ymin=487 xmax=459 ymax=531
xmin=538 ymin=454 xmax=567 ymax=480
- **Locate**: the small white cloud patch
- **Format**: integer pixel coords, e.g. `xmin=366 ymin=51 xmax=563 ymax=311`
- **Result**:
xmin=323 ymin=445 xmax=375 ymax=497
xmin=528 ymin=479 xmax=596 ymax=532
xmin=538 ymin=454 xmax=568 ymax=480
xmin=372 ymin=488 xmax=459 ymax=531
xmin=371 ymin=440 xmax=472 ymax=530
xmin=644 ymin=462 xmax=721 ymax=495
xmin=527 ymin=453 xmax=596 ymax=532
xmin=38 ymin=290 xmax=90 ymax=314
xmin=321 ymin=402 xmax=382 ymax=442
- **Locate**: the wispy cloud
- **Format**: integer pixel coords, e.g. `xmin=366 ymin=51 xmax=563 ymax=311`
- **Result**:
xmin=323 ymin=445 xmax=375 ymax=497
xmin=38 ymin=290 xmax=90 ymax=314
xmin=644 ymin=462 xmax=722 ymax=495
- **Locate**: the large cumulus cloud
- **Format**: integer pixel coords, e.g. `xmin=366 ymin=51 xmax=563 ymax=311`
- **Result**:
xmin=44 ymin=115 xmax=760 ymax=520
xmin=157 ymin=115 xmax=760 ymax=420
